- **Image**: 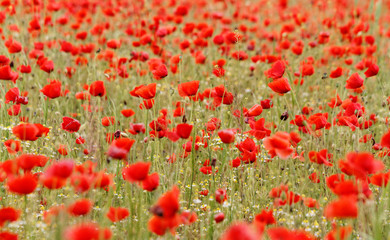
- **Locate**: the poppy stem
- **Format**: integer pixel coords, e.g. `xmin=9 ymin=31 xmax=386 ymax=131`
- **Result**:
xmin=24 ymin=195 xmax=29 ymax=238
xmin=44 ymin=98 xmax=48 ymax=124
xmin=188 ymin=125 xmax=196 ymax=209
xmin=219 ymin=145 xmax=228 ymax=184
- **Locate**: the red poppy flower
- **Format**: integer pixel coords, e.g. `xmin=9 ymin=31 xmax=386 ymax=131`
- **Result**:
xmin=61 ymin=117 xmax=81 ymax=133
xmin=324 ymin=196 xmax=358 ymax=219
xmin=215 ymin=188 xmax=227 ymax=204
xmin=263 ymin=132 xmax=293 ymax=159
xmin=107 ymin=138 xmax=135 ymax=160
xmin=5 ymin=87 xmax=28 ymax=104
xmin=0 ymin=231 xmax=18 ymax=240
xmin=133 ymin=83 xmax=157 ymax=99
xmin=64 ymin=222 xmax=112 ymax=240
xmin=236 ymin=137 xmax=259 ymax=163
xmin=244 ymin=104 xmax=263 ymax=117
xmin=218 ymin=129 xmax=236 ymax=144
xmin=12 ymin=123 xmax=42 ymax=141
xmin=148 ymin=186 xmax=183 ymax=236
xmin=176 ymin=123 xmax=193 ymax=139
xmin=308 ymin=112 xmax=330 ymax=130
xmin=4 ymin=139 xmax=22 ymax=154
xmin=0 ymin=65 xmax=18 ymax=83
xmin=121 ymin=109 xmax=135 ymax=118
xmin=178 ymin=81 xmax=200 ymax=97
xmin=308 ymin=149 xmax=333 ymax=166
xmin=40 ymin=80 xmax=62 ymax=99
xmin=0 ymin=207 xmax=21 ymax=227
xmin=41 ymin=175 xmax=67 ymax=190
xmin=67 ymin=199 xmax=92 ymax=216
xmin=16 ymin=154 xmax=48 ymax=171
xmin=180 ymin=211 xmax=197 ymax=225
xmin=76 ymin=136 xmax=85 ymax=144
xmin=364 ymin=63 xmax=379 ymax=78
xmin=58 ymin=144 xmax=68 ymax=156
xmin=338 ymin=152 xmax=384 ymax=179
xmin=246 ymin=118 xmax=271 ymax=140
xmin=329 ymin=67 xmax=343 ymax=78
xmin=7 ymin=173 xmax=38 ymax=195
xmin=101 ymin=116 xmax=115 ymax=126
xmin=268 ymin=227 xmax=315 ymax=240
xmin=44 ymin=160 xmax=74 ymax=179
xmin=212 ymin=66 xmax=225 ymax=78
xmin=156 ymin=186 xmax=180 ymax=218
xmin=142 ymin=172 xmax=159 ymax=191
xmin=128 ymin=123 xmax=146 ymax=135
xmin=60 ymin=41 xmax=73 ymax=52
xmin=264 ymin=60 xmax=285 ymax=79
xmin=122 ymin=162 xmax=151 ymax=183
xmin=268 ymin=78 xmax=291 ymax=94
xmin=39 ymin=59 xmax=54 ymax=73
xmin=380 ymin=130 xmax=390 ymax=149
xmin=254 ymin=209 xmax=276 ymax=225
xmin=5 ymin=39 xmax=22 ymax=54
xmin=309 ymin=172 xmax=320 ymax=183
xmin=89 ymin=81 xmax=106 ymax=97
xmin=303 ymin=198 xmax=319 ymax=208
xmin=221 ymin=222 xmax=258 ymax=240
xmin=152 ymin=64 xmax=168 ymax=80
xmin=106 ymin=207 xmax=130 ymax=222
xmin=345 ymin=73 xmax=364 ymax=89
xmin=370 ymin=171 xmax=390 ymax=187
xmin=70 ymin=174 xmax=94 ymax=193
xmin=107 ymin=39 xmax=121 ymax=49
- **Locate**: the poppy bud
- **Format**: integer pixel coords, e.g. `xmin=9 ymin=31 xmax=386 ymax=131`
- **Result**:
xmin=114 ymin=130 xmax=121 ymax=139
xmin=211 ymin=159 xmax=217 ymax=167
xmin=83 ymin=149 xmax=89 ymax=155
xmin=214 ymin=212 xmax=225 ymax=223
xmin=280 ymin=111 xmax=289 ymax=121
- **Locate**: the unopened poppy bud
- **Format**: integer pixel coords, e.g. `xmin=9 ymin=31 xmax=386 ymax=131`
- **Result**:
xmin=280 ymin=111 xmax=289 ymax=121
xmin=211 ymin=159 xmax=217 ymax=167
xmin=114 ymin=130 xmax=121 ymax=139
xmin=214 ymin=212 xmax=225 ymax=223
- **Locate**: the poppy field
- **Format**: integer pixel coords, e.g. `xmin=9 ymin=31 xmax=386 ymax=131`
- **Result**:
xmin=1 ymin=0 xmax=390 ymax=239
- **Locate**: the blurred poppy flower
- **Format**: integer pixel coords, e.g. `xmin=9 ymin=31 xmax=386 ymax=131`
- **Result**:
xmin=106 ymin=207 xmax=130 ymax=222
xmin=7 ymin=173 xmax=38 ymax=195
